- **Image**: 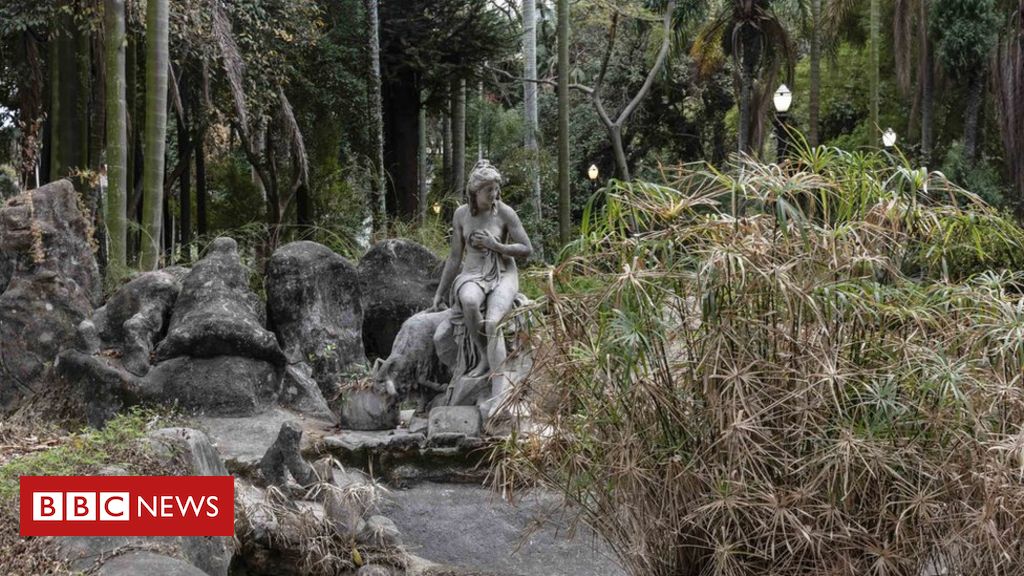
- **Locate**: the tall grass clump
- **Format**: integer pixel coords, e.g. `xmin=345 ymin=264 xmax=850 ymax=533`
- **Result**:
xmin=495 ymin=149 xmax=1024 ymax=576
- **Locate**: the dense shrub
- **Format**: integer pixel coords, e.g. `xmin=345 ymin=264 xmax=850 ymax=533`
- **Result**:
xmin=495 ymin=150 xmax=1024 ymax=576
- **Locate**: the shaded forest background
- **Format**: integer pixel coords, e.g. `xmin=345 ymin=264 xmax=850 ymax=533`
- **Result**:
xmin=0 ymin=0 xmax=1022 ymax=270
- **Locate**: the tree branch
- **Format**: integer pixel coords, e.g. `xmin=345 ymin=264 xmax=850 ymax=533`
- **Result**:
xmin=616 ymin=0 xmax=675 ymax=125
xmin=483 ymin=62 xmax=593 ymax=95
xmin=594 ymin=11 xmax=619 ymax=98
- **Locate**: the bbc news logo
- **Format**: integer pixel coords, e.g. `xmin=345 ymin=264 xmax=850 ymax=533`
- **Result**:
xmin=20 ymin=476 xmax=234 ymax=536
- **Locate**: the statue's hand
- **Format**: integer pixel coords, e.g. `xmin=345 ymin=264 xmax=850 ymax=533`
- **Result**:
xmin=470 ymin=230 xmax=498 ymax=251
xmin=429 ymin=293 xmax=447 ymax=312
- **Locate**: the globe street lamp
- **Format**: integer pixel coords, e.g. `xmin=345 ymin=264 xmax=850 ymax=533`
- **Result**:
xmin=432 ymin=201 xmax=442 ymax=216
xmin=882 ymin=127 xmax=897 ymax=148
xmin=773 ymin=84 xmax=793 ymax=161
xmin=588 ymin=164 xmax=599 ymax=181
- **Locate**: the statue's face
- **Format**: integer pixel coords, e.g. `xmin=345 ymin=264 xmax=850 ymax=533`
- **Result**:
xmin=474 ymin=181 xmax=498 ymax=211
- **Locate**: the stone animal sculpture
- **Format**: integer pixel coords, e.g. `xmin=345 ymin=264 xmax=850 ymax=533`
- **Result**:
xmin=371 ymin=309 xmax=453 ymax=412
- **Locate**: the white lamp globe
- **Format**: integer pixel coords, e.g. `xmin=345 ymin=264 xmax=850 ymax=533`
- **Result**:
xmin=882 ymin=127 xmax=897 ymax=148
xmin=773 ymin=84 xmax=792 ymax=113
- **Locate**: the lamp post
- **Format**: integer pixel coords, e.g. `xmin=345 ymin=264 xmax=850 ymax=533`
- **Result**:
xmin=587 ymin=164 xmax=599 ymax=195
xmin=431 ymin=201 xmax=442 ymax=218
xmin=773 ymin=84 xmax=793 ymax=161
xmin=882 ymin=127 xmax=897 ymax=148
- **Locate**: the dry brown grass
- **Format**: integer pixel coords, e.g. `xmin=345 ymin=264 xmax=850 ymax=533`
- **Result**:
xmin=493 ymin=151 xmax=1024 ymax=576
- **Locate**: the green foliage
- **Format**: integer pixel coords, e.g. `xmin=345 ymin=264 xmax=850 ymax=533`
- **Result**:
xmin=0 ymin=408 xmax=181 ymax=502
xmin=940 ymin=140 xmax=1006 ymax=206
xmin=496 ymin=153 xmax=1024 ymax=576
xmin=931 ymin=0 xmax=1000 ymax=73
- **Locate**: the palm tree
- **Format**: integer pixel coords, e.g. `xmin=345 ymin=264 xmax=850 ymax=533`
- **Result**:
xmin=557 ymin=0 xmax=570 ymax=245
xmin=694 ymin=0 xmax=794 ymax=155
xmin=932 ymin=0 xmax=999 ymax=162
xmin=140 ymin=0 xmax=169 ymax=270
xmin=364 ymin=0 xmax=386 ymax=231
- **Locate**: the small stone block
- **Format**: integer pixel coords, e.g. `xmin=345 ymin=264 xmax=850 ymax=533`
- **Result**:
xmin=427 ymin=406 xmax=482 ymax=439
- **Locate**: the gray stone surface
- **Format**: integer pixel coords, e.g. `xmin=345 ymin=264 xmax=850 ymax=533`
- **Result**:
xmin=55 ymin=349 xmax=141 ymax=427
xmin=146 ymin=427 xmax=228 ymax=476
xmin=96 ymin=552 xmax=209 ymax=576
xmin=92 ymin=270 xmax=181 ymax=375
xmin=358 ymin=514 xmax=403 ymax=548
xmin=380 ymin=483 xmax=624 ymax=576
xmin=428 ymin=406 xmax=482 ymax=439
xmin=197 ymin=407 xmax=335 ymax=474
xmin=339 ymin=387 xmax=399 ymax=431
xmin=358 ymin=239 xmax=442 ymax=360
xmin=142 ymin=355 xmax=279 ymax=416
xmin=280 ymin=362 xmax=336 ymax=421
xmin=323 ymin=430 xmax=425 ymax=453
xmin=357 ymin=566 xmax=393 ymax=576
xmin=0 ymin=179 xmax=101 ymax=305
xmin=267 ymin=241 xmax=365 ymax=392
xmin=0 ymin=273 xmax=94 ymax=411
xmin=56 ymin=534 xmax=231 ymax=576
xmin=155 ymin=237 xmax=284 ymax=365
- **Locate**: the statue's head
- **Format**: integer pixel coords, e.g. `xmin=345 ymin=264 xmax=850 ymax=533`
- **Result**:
xmin=466 ymin=159 xmax=501 ymax=216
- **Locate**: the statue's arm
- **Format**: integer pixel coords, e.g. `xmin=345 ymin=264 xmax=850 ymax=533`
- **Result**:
xmin=432 ymin=208 xmax=465 ymax=309
xmin=487 ymin=204 xmax=532 ymax=260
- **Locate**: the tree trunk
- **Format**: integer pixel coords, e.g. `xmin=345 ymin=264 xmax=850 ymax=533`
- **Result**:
xmin=453 ymin=78 xmax=467 ymax=200
xmin=477 ymin=80 xmax=485 ymax=161
xmin=196 ymin=129 xmax=207 ymax=237
xmin=557 ymin=0 xmax=570 ymax=245
xmin=919 ymin=0 xmax=934 ymax=164
xmin=140 ymin=0 xmax=169 ymax=270
xmin=104 ymin=0 xmax=128 ymax=274
xmin=17 ymin=31 xmax=44 ymax=188
xmin=126 ymin=32 xmax=137 ymax=210
xmin=443 ymin=109 xmax=452 ymax=193
xmin=523 ymin=0 xmax=542 ymax=251
xmin=383 ymin=69 xmax=420 ymax=218
xmin=738 ymin=62 xmax=753 ymax=154
xmin=178 ymin=70 xmax=192 ymax=257
xmin=364 ymin=0 xmax=386 ymax=231
xmin=50 ymin=16 xmax=89 ymax=181
xmin=870 ymin=0 xmax=880 ymax=131
xmin=609 ymin=124 xmax=629 ymax=180
xmin=418 ymin=103 xmax=428 ymax=223
xmin=963 ymin=69 xmax=984 ymax=162
xmin=809 ymin=0 xmax=821 ymax=146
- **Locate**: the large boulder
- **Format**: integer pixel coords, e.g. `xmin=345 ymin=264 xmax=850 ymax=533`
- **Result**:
xmin=0 ymin=273 xmax=93 ymax=411
xmin=92 ymin=270 xmax=182 ymax=375
xmin=142 ymin=356 xmax=280 ymax=416
xmin=0 ymin=179 xmax=101 ymax=305
xmin=155 ymin=237 xmax=284 ymax=365
xmin=267 ymin=241 xmax=364 ymax=393
xmin=358 ymin=239 xmax=442 ymax=360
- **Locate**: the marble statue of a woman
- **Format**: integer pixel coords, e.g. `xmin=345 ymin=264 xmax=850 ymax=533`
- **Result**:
xmin=431 ymin=160 xmax=533 ymax=407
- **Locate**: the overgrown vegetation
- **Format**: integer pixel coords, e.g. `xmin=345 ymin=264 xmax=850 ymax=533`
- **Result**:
xmin=495 ymin=149 xmax=1024 ymax=575
xmin=0 ymin=407 xmax=185 ymax=575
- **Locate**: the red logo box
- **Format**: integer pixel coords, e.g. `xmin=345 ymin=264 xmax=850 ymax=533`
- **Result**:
xmin=20 ymin=476 xmax=234 ymax=536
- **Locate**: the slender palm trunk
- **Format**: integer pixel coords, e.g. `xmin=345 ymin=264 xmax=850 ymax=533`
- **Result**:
xmin=738 ymin=61 xmax=753 ymax=154
xmin=104 ymin=0 xmax=128 ymax=273
xmin=809 ymin=0 xmax=821 ymax=146
xmin=870 ymin=0 xmax=880 ymax=130
xmin=453 ymin=79 xmax=467 ymax=199
xmin=557 ymin=0 xmax=570 ymax=245
xmin=178 ymin=71 xmax=192 ymax=256
xmin=442 ymin=110 xmax=452 ymax=194
xmin=364 ymin=0 xmax=386 ymax=231
xmin=418 ymin=103 xmax=428 ymax=223
xmin=523 ymin=0 xmax=542 ymax=236
xmin=140 ymin=0 xmax=169 ymax=270
xmin=963 ymin=70 xmax=984 ymax=162
xmin=919 ymin=0 xmax=934 ymax=163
